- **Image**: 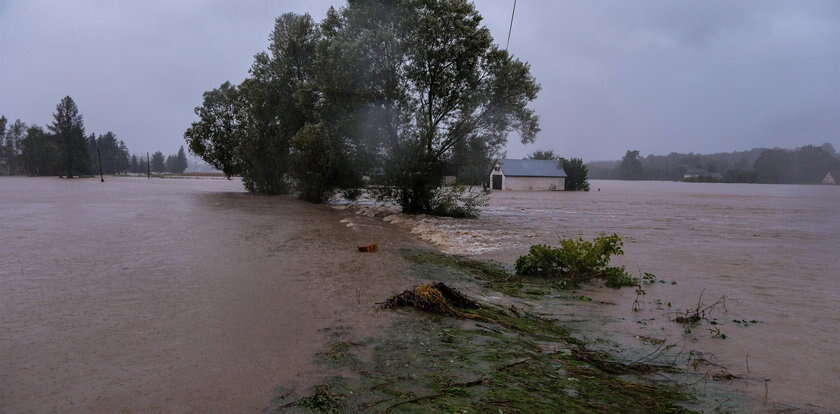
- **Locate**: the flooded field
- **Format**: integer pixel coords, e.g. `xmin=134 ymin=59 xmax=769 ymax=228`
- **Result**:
xmin=3 ymin=177 xmax=838 ymax=412
xmin=382 ymin=180 xmax=839 ymax=411
xmin=0 ymin=177 xmax=420 ymax=413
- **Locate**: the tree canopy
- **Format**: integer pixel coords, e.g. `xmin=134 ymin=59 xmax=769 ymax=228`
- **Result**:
xmin=87 ymin=132 xmax=130 ymax=175
xmin=527 ymin=150 xmax=559 ymax=160
xmin=164 ymin=146 xmax=188 ymax=174
xmin=562 ymin=158 xmax=590 ymax=191
xmin=617 ymin=150 xmax=644 ymax=180
xmin=185 ymin=0 xmax=541 ymax=214
xmin=151 ymin=151 xmax=166 ymax=172
xmin=49 ymin=96 xmax=89 ymax=177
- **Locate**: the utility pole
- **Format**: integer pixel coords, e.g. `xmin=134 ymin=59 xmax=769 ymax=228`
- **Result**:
xmin=95 ymin=139 xmax=104 ymax=182
xmin=147 ymin=152 xmax=151 ymax=179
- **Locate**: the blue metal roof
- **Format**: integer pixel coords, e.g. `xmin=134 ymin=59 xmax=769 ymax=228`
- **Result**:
xmin=500 ymin=159 xmax=567 ymax=177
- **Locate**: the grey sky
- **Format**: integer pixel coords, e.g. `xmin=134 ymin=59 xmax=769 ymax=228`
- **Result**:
xmin=1 ymin=1 xmax=838 ymax=160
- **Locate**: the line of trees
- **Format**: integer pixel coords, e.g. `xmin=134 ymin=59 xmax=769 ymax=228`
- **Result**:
xmin=125 ymin=147 xmax=188 ymax=174
xmin=185 ymin=0 xmax=540 ymax=215
xmin=589 ymin=143 xmax=840 ymax=184
xmin=526 ymin=150 xmax=590 ymax=191
xmin=1 ymin=96 xmax=188 ymax=177
xmin=0 ymin=96 xmax=130 ymax=177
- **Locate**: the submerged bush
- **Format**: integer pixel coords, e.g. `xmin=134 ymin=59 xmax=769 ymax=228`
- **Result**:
xmin=514 ymin=234 xmax=636 ymax=288
xmin=428 ymin=185 xmax=489 ymax=218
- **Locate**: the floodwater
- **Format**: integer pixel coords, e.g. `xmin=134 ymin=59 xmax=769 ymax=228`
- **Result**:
xmin=0 ymin=177 xmax=419 ymax=413
xmin=4 ymin=177 xmax=839 ymax=412
xmin=394 ymin=180 xmax=839 ymax=411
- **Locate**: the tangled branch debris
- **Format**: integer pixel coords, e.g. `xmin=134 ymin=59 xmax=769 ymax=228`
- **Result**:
xmin=673 ymin=290 xmax=728 ymax=326
xmin=383 ymin=282 xmax=482 ymax=319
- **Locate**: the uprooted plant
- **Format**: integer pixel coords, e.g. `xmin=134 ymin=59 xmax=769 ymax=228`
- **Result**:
xmin=514 ymin=234 xmax=638 ymax=288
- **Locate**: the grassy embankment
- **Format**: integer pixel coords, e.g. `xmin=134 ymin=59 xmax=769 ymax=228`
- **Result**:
xmin=267 ymin=249 xmax=726 ymax=414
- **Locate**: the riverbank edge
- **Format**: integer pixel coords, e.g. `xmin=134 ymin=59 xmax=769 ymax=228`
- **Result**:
xmin=263 ymin=240 xmax=750 ymax=414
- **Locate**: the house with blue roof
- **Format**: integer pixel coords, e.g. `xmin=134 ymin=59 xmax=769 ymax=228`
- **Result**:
xmin=490 ymin=159 xmax=567 ymax=191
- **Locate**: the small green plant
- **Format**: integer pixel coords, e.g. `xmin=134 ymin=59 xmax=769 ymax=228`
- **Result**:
xmin=514 ymin=234 xmax=637 ymax=288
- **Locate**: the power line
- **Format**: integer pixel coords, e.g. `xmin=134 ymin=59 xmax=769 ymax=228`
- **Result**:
xmin=506 ymin=0 xmax=517 ymax=51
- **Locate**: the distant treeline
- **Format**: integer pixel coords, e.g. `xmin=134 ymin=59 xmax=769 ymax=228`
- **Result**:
xmin=588 ymin=143 xmax=840 ymax=184
xmin=127 ymin=149 xmax=188 ymax=175
xmin=0 ymin=96 xmax=186 ymax=177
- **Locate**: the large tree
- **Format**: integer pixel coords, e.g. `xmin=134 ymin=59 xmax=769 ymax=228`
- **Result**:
xmin=184 ymin=1 xmax=540 ymax=214
xmin=562 ymin=157 xmax=590 ymax=191
xmin=165 ymin=148 xmax=188 ymax=174
xmin=361 ymin=0 xmax=540 ymax=212
xmin=184 ymin=13 xmax=370 ymax=199
xmin=175 ymin=146 xmax=188 ymax=173
xmin=618 ymin=150 xmax=644 ymax=180
xmin=21 ymin=125 xmax=61 ymax=176
xmin=185 ymin=82 xmax=247 ymax=178
xmin=49 ymin=96 xmax=89 ymax=177
xmin=451 ymin=134 xmax=494 ymax=187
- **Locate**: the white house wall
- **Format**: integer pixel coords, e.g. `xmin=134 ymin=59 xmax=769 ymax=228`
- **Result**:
xmin=504 ymin=176 xmax=565 ymax=191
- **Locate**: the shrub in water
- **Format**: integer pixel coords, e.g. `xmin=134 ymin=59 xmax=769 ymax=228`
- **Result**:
xmin=428 ymin=185 xmax=489 ymax=218
xmin=514 ymin=234 xmax=637 ymax=288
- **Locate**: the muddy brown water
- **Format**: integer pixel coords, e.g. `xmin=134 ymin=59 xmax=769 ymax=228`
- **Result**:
xmin=4 ymin=177 xmax=839 ymax=412
xmin=0 ymin=177 xmax=421 ymax=413
xmin=433 ymin=180 xmax=838 ymax=412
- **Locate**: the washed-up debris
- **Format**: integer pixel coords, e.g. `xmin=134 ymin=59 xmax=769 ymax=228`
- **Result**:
xmin=280 ymin=384 xmax=345 ymax=413
xmin=712 ymin=369 xmax=739 ymax=381
xmin=357 ymin=244 xmax=378 ymax=253
xmin=673 ymin=291 xmax=728 ymax=327
xmin=383 ymin=282 xmax=482 ymax=319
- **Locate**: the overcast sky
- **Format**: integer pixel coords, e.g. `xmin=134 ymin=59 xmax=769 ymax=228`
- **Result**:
xmin=1 ymin=1 xmax=839 ymax=160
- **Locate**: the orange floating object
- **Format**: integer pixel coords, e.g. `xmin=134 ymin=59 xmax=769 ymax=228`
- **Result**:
xmin=358 ymin=244 xmax=378 ymax=253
